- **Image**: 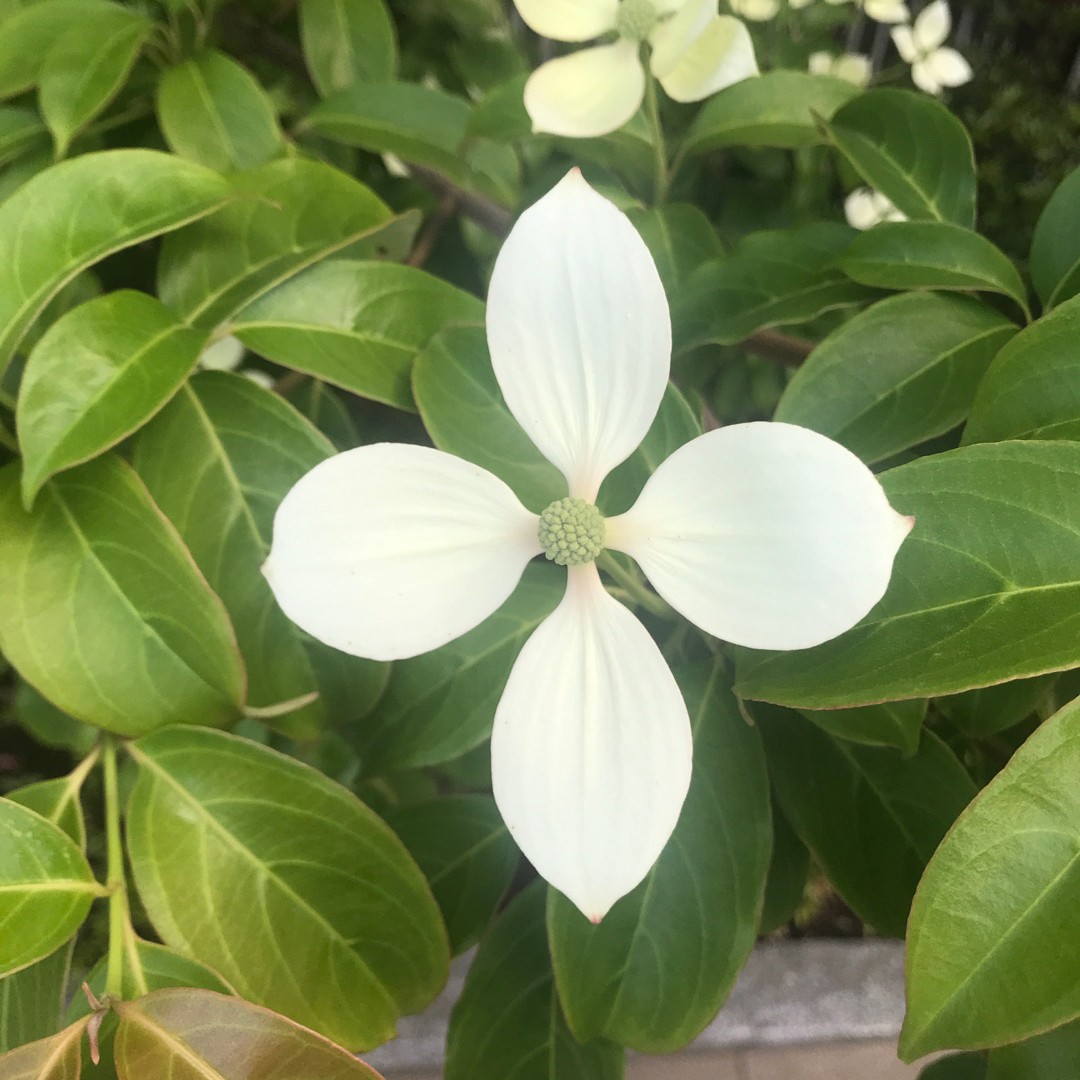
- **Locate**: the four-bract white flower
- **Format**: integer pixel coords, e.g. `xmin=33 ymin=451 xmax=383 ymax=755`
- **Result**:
xmin=516 ymin=0 xmax=758 ymax=138
xmin=263 ymin=171 xmax=913 ymax=922
xmin=891 ymin=0 xmax=972 ymax=96
xmin=824 ymin=0 xmax=909 ymax=24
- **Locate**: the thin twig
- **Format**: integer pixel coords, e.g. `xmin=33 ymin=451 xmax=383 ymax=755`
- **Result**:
xmin=735 ymin=327 xmax=815 ymax=366
xmin=407 ymin=191 xmax=461 ymax=268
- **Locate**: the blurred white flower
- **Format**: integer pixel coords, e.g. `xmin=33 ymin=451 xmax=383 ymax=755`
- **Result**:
xmin=845 ymin=187 xmax=908 ymax=229
xmin=730 ymin=0 xmax=780 ymax=22
xmin=788 ymin=0 xmax=815 ymax=8
xmin=199 ymin=334 xmax=275 ymax=389
xmin=809 ymin=50 xmax=872 ymax=86
xmin=515 ymin=0 xmax=758 ymax=137
xmin=891 ymin=0 xmax=972 ymax=95
xmin=825 ymin=0 xmax=909 ymax=24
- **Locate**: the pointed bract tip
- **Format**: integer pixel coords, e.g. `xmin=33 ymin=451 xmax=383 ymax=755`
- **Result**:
xmin=589 ymin=912 xmax=604 ymax=925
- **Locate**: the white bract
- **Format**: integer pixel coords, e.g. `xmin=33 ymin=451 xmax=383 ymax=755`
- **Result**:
xmin=729 ymin=0 xmax=780 ymax=23
xmin=199 ymin=334 xmax=275 ymax=389
xmin=809 ymin=50 xmax=872 ymax=86
xmin=263 ymin=171 xmax=912 ymax=921
xmin=891 ymin=0 xmax=972 ymax=95
xmin=845 ymin=186 xmax=907 ymax=229
xmin=515 ymin=0 xmax=758 ymax=138
xmin=824 ymin=0 xmax=909 ymax=24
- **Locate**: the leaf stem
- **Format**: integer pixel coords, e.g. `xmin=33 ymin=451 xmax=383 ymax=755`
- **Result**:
xmin=103 ymin=735 xmax=128 ymax=999
xmin=644 ymin=73 xmax=670 ymax=205
xmin=598 ymin=551 xmax=671 ymax=618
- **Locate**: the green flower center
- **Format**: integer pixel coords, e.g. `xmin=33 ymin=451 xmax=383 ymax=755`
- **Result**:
xmin=538 ymin=497 xmax=606 ymax=567
xmin=615 ymin=0 xmax=659 ymax=41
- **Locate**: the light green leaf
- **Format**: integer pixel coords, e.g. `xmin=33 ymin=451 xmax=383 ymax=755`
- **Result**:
xmin=757 ymin=707 xmax=975 ymax=937
xmin=114 ymin=990 xmax=384 ymax=1079
xmin=736 ymin=441 xmax=1080 ymax=707
xmin=680 ymin=71 xmax=859 ymax=157
xmin=0 ymin=945 xmax=74 ymax=1053
xmin=38 ymin=7 xmax=151 ymax=155
xmin=801 ymin=699 xmax=927 ymax=755
xmin=775 ymin=292 xmax=1017 ymax=463
xmin=936 ymin=675 xmax=1057 ymax=739
xmin=386 ymin=795 xmax=519 ymax=955
xmin=156 ymin=157 xmax=413 ymax=331
xmin=901 ymin=695 xmax=1080 ymax=1058
xmin=963 ymin=293 xmax=1080 ymax=444
xmin=445 ymin=883 xmax=624 ymax=1080
xmin=0 ymin=107 xmax=47 ymax=167
xmin=13 ymin=684 xmax=95 ymax=757
xmin=299 ymin=0 xmax=397 ymax=95
xmin=1030 ymin=164 xmax=1080 ymax=309
xmin=126 ymin=726 xmax=448 ymax=1052
xmin=132 ymin=372 xmax=339 ymax=740
xmin=823 ymin=89 xmax=976 ymax=227
xmin=625 ymin=204 xmax=724 ymax=297
xmin=357 ymin=562 xmax=563 ymax=773
xmin=674 ymin=223 xmax=879 ymax=351
xmin=157 ymin=51 xmax=284 ymax=173
xmin=548 ymin=661 xmax=770 ymax=1051
xmin=0 ymin=1017 xmax=88 ymax=1080
xmin=838 ymin=222 xmax=1029 ymax=319
xmin=0 ymin=456 xmax=245 ymax=736
xmin=0 ymin=799 xmax=100 ymax=977
xmin=466 ymin=73 xmax=530 ymax=142
xmin=0 ymin=149 xmax=230 ymax=377
xmin=230 ymin=260 xmax=483 ymax=411
xmin=17 ymin=290 xmax=206 ymax=507
xmin=8 ymin=773 xmax=87 ymax=848
xmin=987 ymin=1020 xmax=1080 ymax=1080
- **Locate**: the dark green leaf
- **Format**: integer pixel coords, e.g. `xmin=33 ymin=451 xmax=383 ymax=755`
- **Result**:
xmin=759 ymin=799 xmax=809 ymax=935
xmin=987 ymin=1020 xmax=1080 ymax=1080
xmin=936 ymin=676 xmax=1057 ymax=738
xmin=801 ymin=699 xmax=927 ymax=755
xmin=0 ymin=107 xmax=47 ymax=167
xmin=0 ymin=945 xmax=74 ymax=1052
xmin=12 ymin=684 xmax=95 ymax=758
xmin=625 ymin=204 xmax=723 ymax=296
xmin=466 ymin=73 xmax=530 ymax=142
xmin=919 ymin=1053 xmax=987 ymax=1080
xmin=299 ymin=0 xmax=397 ymax=95
xmin=1030 ymin=164 xmax=1080 ymax=309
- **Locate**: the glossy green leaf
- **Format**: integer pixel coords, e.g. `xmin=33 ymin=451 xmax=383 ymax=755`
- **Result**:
xmin=0 ymin=150 xmax=229 ymax=376
xmin=674 ymin=223 xmax=879 ymax=351
xmin=801 ymin=699 xmax=927 ymax=755
xmin=466 ymin=73 xmax=529 ymax=142
xmin=157 ymin=158 xmax=412 ymax=331
xmin=626 ymin=204 xmax=724 ymax=297
xmin=230 ymin=260 xmax=483 ymax=411
xmin=1030 ymin=164 xmax=1080 ymax=309
xmin=736 ymin=441 xmax=1080 ymax=707
xmin=126 ymin=726 xmax=448 ymax=1052
xmin=299 ymin=0 xmax=397 ymax=95
xmin=823 ymin=90 xmax=976 ymax=227
xmin=987 ymin=1020 xmax=1080 ymax=1079
xmin=12 ymin=684 xmax=95 ymax=757
xmin=157 ymin=51 xmax=284 ymax=173
xmin=386 ymin=795 xmax=519 ymax=955
xmin=38 ymin=8 xmax=151 ymax=155
xmin=901 ymin=695 xmax=1080 ymax=1058
xmin=113 ymin=990 xmax=384 ymax=1079
xmin=0 ymin=1017 xmax=87 ymax=1080
xmin=681 ymin=72 xmax=859 ymax=156
xmin=0 ymin=945 xmax=74 ymax=1053
xmin=0 ymin=799 xmax=100 ymax=977
xmin=284 ymin=379 xmax=359 ymax=449
xmin=133 ymin=371 xmax=334 ymax=739
xmin=759 ymin=799 xmax=809 ymax=935
xmin=963 ymin=294 xmax=1080 ymax=444
xmin=0 ymin=456 xmax=245 ymax=736
xmin=445 ymin=883 xmax=624 ymax=1080
xmin=936 ymin=675 xmax=1057 ymax=738
xmin=18 ymin=291 xmax=206 ymax=507
xmin=838 ymin=222 xmax=1029 ymax=318
xmin=0 ymin=107 xmax=47 ymax=167
xmin=776 ymin=293 xmax=1017 ymax=463
xmin=757 ymin=707 xmax=975 ymax=937
xmin=358 ymin=562 xmax=563 ymax=773
xmin=8 ymin=773 xmax=87 ymax=848
xmin=548 ymin=661 xmax=770 ymax=1051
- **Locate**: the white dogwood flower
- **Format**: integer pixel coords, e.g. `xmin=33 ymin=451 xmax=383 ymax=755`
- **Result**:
xmin=845 ymin=186 xmax=908 ymax=229
xmin=515 ymin=0 xmax=758 ymax=137
xmin=809 ymin=50 xmax=872 ymax=86
xmin=729 ymin=0 xmax=780 ymax=22
xmin=824 ymin=0 xmax=909 ymax=24
xmin=891 ymin=0 xmax=972 ymax=95
xmin=263 ymin=171 xmax=912 ymax=921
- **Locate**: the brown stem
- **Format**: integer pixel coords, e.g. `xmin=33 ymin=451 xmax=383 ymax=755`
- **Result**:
xmin=407 ymin=191 xmax=460 ymax=268
xmin=735 ymin=327 xmax=815 ymax=366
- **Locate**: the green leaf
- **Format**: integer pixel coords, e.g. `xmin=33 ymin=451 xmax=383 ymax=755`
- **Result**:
xmin=126 ymin=726 xmax=448 ymax=1052
xmin=0 ymin=1017 xmax=88 ymax=1080
xmin=0 ymin=945 xmax=74 ymax=1052
xmin=801 ymin=699 xmax=927 ymax=755
xmin=775 ymin=293 xmax=1017 ymax=463
xmin=823 ymin=89 xmax=976 ymax=227
xmin=757 ymin=708 xmax=975 ymax=937
xmin=386 ymin=795 xmax=519 ymax=955
xmin=758 ymin=799 xmax=808 ymax=935
xmin=736 ymin=441 xmax=1080 ymax=707
xmin=901 ymin=695 xmax=1080 ymax=1058
xmin=548 ymin=661 xmax=770 ymax=1051
xmin=936 ymin=675 xmax=1057 ymax=738
xmin=8 ymin=774 xmax=87 ymax=848
xmin=132 ymin=372 xmax=335 ymax=738
xmin=230 ymin=260 xmax=483 ymax=411
xmin=838 ymin=222 xmax=1029 ymax=319
xmin=680 ymin=71 xmax=859 ymax=157
xmin=466 ymin=73 xmax=530 ymax=142
xmin=919 ymin=1054 xmax=987 ymax=1080
xmin=0 ymin=107 xmax=48 ymax=167
xmin=38 ymin=8 xmax=151 ymax=155
xmin=445 ymin=883 xmax=624 ymax=1080
xmin=0 ymin=799 xmax=99 ymax=977
xmin=674 ymin=223 xmax=879 ymax=351
xmin=986 ymin=1020 xmax=1080 ymax=1080
xmin=963 ymin=294 xmax=1080 ymax=444
xmin=299 ymin=0 xmax=397 ymax=95
xmin=625 ymin=204 xmax=723 ymax=297
xmin=357 ymin=562 xmax=563 ymax=773
xmin=17 ymin=290 xmax=206 ymax=507
xmin=0 ymin=150 xmax=230 ymax=377
xmin=113 ymin=990 xmax=384 ymax=1079
xmin=157 ymin=51 xmax=284 ymax=173
xmin=13 ymin=684 xmax=95 ymax=757
xmin=1030 ymin=164 xmax=1080 ymax=309
xmin=0 ymin=456 xmax=245 ymax=736
xmin=156 ymin=158 xmax=412 ymax=331
xmin=284 ymin=379 xmax=359 ymax=449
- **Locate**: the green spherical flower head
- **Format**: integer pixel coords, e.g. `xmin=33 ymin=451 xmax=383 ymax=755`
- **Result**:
xmin=615 ymin=0 xmax=659 ymax=41
xmin=539 ymin=497 xmax=606 ymax=567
